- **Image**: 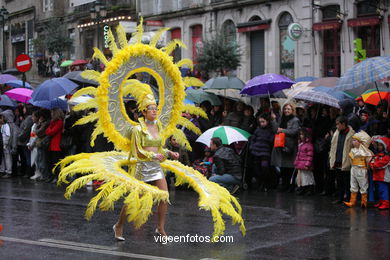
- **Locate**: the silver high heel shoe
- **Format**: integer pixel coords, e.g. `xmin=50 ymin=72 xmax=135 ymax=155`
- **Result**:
xmin=113 ymin=224 xmax=125 ymax=241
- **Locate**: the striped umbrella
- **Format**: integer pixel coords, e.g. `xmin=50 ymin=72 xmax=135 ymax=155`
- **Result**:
xmin=312 ymin=86 xmax=353 ymax=101
xmin=361 ymin=87 xmax=390 ymax=106
xmin=336 ymin=55 xmax=390 ymax=91
xmin=294 ymin=90 xmax=340 ymax=108
xmin=283 ymin=81 xmax=312 ymax=99
xmin=196 ymin=126 xmax=251 ymax=146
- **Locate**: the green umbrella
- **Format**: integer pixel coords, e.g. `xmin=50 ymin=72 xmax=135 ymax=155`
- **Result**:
xmin=204 ymin=76 xmax=245 ymax=90
xmin=60 ymin=60 xmax=74 ymax=67
xmin=185 ymin=88 xmax=222 ymax=106
xmin=196 ymin=126 xmax=251 ymax=145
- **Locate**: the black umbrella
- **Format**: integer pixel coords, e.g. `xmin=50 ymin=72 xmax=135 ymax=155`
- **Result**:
xmin=63 ymin=71 xmax=99 ymax=86
xmin=2 ymin=68 xmax=22 ymax=75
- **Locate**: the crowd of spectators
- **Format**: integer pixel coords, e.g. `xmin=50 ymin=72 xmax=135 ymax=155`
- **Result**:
xmin=0 ymin=96 xmax=389 ymax=208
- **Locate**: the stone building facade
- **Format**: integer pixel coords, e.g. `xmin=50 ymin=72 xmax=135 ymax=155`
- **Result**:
xmin=0 ymin=0 xmax=389 ymax=82
xmin=140 ymin=0 xmax=390 ymax=81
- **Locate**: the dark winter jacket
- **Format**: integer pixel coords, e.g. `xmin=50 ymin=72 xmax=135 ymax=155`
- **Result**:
xmin=249 ymin=126 xmax=274 ymax=158
xmin=222 ymin=111 xmax=243 ymax=128
xmin=213 ymin=146 xmax=241 ymax=178
xmin=339 ymin=99 xmax=360 ymax=132
xmin=18 ymin=115 xmax=33 ymax=146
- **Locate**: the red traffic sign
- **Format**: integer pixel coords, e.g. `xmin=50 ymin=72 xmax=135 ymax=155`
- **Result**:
xmin=15 ymin=54 xmax=32 ymax=73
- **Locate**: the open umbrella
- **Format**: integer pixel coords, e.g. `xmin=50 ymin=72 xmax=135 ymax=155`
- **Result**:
xmin=30 ymin=98 xmax=68 ymax=111
xmin=204 ymin=76 xmax=245 ymax=90
xmin=5 ymin=79 xmax=33 ymax=89
xmin=0 ymin=74 xmax=17 ymax=84
xmin=308 ymin=77 xmax=339 ymax=87
xmin=2 ymin=68 xmax=22 ymax=75
xmin=60 ymin=95 xmax=93 ymax=106
xmin=4 ymin=88 xmax=33 ymax=103
xmin=0 ymin=94 xmax=17 ymax=107
xmin=295 ymin=76 xmax=318 ymax=82
xmin=312 ymin=86 xmax=353 ymax=101
xmin=185 ymin=88 xmax=222 ymax=106
xmin=361 ymin=87 xmax=390 ymax=106
xmin=63 ymin=71 xmax=99 ymax=86
xmin=196 ymin=126 xmax=251 ymax=146
xmin=294 ymin=90 xmax=340 ymax=108
xmin=336 ymin=56 xmax=390 ymax=91
xmin=336 ymin=56 xmax=390 ymax=105
xmin=240 ymin=73 xmax=294 ymax=96
xmin=283 ymin=81 xmax=312 ymax=99
xmin=72 ymin=59 xmax=88 ymax=66
xmin=31 ymin=78 xmax=78 ymax=101
xmin=60 ymin=60 xmax=74 ymax=67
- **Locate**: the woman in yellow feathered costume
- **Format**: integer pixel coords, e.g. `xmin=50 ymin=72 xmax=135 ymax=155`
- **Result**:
xmin=56 ymin=19 xmax=245 ymax=243
xmin=113 ymin=93 xmax=179 ymax=240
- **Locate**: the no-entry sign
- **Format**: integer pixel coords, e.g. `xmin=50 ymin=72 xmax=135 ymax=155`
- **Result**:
xmin=15 ymin=54 xmax=32 ymax=73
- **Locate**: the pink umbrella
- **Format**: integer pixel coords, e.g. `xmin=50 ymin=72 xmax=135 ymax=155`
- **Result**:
xmin=4 ymin=88 xmax=33 ymax=103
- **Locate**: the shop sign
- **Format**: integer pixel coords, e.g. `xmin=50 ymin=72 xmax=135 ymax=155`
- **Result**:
xmin=287 ymin=23 xmax=303 ymax=41
xmin=103 ymin=25 xmax=109 ymax=48
xmin=11 ymin=34 xmax=25 ymax=43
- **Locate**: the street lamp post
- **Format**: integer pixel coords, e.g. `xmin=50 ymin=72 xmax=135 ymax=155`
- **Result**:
xmin=90 ymin=1 xmax=107 ymax=50
xmin=0 ymin=6 xmax=9 ymax=72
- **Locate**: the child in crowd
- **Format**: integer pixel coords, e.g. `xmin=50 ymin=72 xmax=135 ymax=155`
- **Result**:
xmin=344 ymin=131 xmax=373 ymax=208
xmin=193 ymin=147 xmax=214 ymax=178
xmin=27 ymin=111 xmax=40 ymax=180
xmin=369 ymin=136 xmax=390 ymax=210
xmin=249 ymin=113 xmax=274 ymax=191
xmin=294 ymin=128 xmax=315 ymax=195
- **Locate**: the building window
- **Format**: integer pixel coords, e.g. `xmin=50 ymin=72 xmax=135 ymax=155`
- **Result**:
xmin=322 ymin=5 xmax=339 ymax=20
xmin=43 ymin=0 xmax=53 ymax=12
xmin=358 ymin=26 xmax=380 ymax=57
xmin=322 ymin=5 xmax=340 ymax=77
xmin=221 ymin=20 xmax=236 ymax=44
xmin=357 ymin=0 xmax=380 ymax=57
xmin=278 ymin=12 xmax=294 ymax=79
xmin=170 ymin=28 xmax=181 ymax=63
xmin=191 ymin=24 xmax=202 ymax=63
xmin=357 ymin=1 xmax=377 ymax=17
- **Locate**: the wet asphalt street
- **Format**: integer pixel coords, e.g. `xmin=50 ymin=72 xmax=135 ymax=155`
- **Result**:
xmin=0 ymin=178 xmax=390 ymax=260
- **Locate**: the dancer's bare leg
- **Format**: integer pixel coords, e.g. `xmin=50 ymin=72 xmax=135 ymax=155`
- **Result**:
xmin=114 ymin=205 xmax=127 ymax=237
xmin=153 ymin=178 xmax=168 ymax=236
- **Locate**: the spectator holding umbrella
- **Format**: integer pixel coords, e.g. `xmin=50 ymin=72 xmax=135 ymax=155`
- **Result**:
xmin=271 ymin=103 xmax=300 ymax=192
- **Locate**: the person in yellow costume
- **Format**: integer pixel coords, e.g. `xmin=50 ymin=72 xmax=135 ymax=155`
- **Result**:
xmin=55 ymin=20 xmax=246 ymax=243
xmin=343 ymin=131 xmax=373 ymax=208
xmin=113 ymin=94 xmax=179 ymax=240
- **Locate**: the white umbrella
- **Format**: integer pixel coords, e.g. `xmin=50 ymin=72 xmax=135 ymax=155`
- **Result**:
xmin=196 ymin=126 xmax=251 ymax=146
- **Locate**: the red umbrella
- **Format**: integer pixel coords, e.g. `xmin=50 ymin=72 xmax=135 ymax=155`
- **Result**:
xmin=72 ymin=59 xmax=88 ymax=66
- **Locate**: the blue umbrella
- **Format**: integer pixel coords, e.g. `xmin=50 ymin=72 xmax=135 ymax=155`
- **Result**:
xmin=295 ymin=76 xmax=318 ymax=82
xmin=336 ymin=55 xmax=390 ymax=91
xmin=0 ymin=94 xmax=17 ymax=107
xmin=29 ymin=98 xmax=68 ymax=111
xmin=32 ymin=78 xmax=78 ymax=101
xmin=5 ymin=79 xmax=33 ymax=89
xmin=313 ymin=86 xmax=353 ymax=101
xmin=184 ymin=98 xmax=195 ymax=105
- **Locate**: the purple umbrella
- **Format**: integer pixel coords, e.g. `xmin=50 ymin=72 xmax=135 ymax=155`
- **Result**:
xmin=240 ymin=73 xmax=294 ymax=96
xmin=0 ymin=74 xmax=17 ymax=84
